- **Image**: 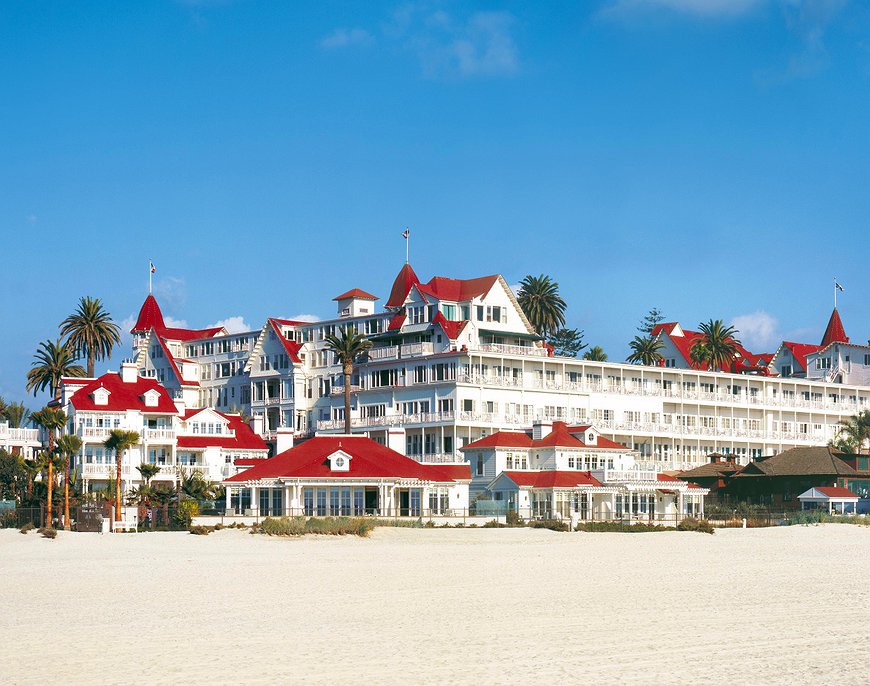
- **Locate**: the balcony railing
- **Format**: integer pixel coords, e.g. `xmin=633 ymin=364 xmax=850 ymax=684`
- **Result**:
xmin=477 ymin=343 xmax=548 ymax=357
xmin=330 ymin=385 xmax=361 ymax=396
xmin=0 ymin=426 xmax=40 ymax=443
xmin=409 ymin=452 xmax=465 ymax=464
xmin=316 ymin=411 xmax=456 ymax=431
xmin=77 ymin=426 xmax=113 ymax=440
xmin=142 ymin=428 xmax=176 ymax=441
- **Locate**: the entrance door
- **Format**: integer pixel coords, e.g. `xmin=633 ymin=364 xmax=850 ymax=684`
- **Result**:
xmin=364 ymin=488 xmax=379 ymax=515
xmin=399 ymin=490 xmax=410 ymax=517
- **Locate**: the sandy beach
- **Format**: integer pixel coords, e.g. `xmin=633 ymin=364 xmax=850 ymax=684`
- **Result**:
xmin=1 ymin=524 xmax=868 ymax=685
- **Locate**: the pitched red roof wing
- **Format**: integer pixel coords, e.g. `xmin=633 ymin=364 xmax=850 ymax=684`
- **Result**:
xmin=132 ymin=295 xmax=165 ymax=333
xmin=821 ymin=308 xmax=849 ymax=347
xmin=782 ymin=342 xmax=821 ymax=372
xmin=417 ymin=275 xmax=500 ymax=302
xmin=432 ymin=311 xmax=468 ymax=340
xmin=502 ymin=471 xmax=602 ymax=488
xmin=333 ymin=288 xmax=378 ymax=301
xmin=386 ymin=263 xmax=421 ymax=308
xmin=178 ymin=412 xmax=268 ymax=451
xmin=69 ymin=373 xmax=177 ymax=413
xmin=268 ymin=319 xmax=302 ymax=363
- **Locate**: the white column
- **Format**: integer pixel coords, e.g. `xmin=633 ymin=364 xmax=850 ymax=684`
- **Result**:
xmin=225 ymin=487 xmax=232 ymax=514
xmin=249 ymin=486 xmax=259 ymax=516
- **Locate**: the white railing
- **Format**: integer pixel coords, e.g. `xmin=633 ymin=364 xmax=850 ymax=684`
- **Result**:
xmin=0 ymin=426 xmax=40 ymax=443
xmin=412 ymin=452 xmax=465 ymax=464
xmin=599 ymin=469 xmax=661 ymax=483
xmin=143 ymin=428 xmax=176 ymax=441
xmin=369 ymin=345 xmax=399 ymax=361
xmin=316 ymin=411 xmax=456 ymax=431
xmin=477 ymin=343 xmax=548 ymax=357
xmin=330 ymin=385 xmax=361 ymax=396
xmin=400 ymin=342 xmax=435 ymax=358
xmin=77 ymin=427 xmax=113 ymax=440
xmin=80 ymin=464 xmax=136 ymax=477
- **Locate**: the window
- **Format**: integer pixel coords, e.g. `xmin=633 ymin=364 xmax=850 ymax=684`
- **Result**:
xmin=781 ymin=365 xmax=792 ymax=378
xmin=475 ymin=306 xmax=484 ymax=321
xmin=442 ymin=304 xmax=457 ymax=320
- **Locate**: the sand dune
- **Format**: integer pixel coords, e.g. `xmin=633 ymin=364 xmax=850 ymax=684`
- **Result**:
xmin=1 ymin=524 xmax=868 ymax=685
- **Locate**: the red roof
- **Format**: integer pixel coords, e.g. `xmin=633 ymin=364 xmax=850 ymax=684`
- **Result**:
xmin=271 ymin=318 xmax=307 ymax=327
xmin=333 ymin=288 xmax=378 ymax=301
xmin=226 ymin=436 xmax=470 ymax=483
xmin=782 ymin=342 xmax=821 ymax=372
xmin=68 ymin=372 xmax=177 ymax=413
xmin=502 ymin=471 xmax=602 ymax=488
xmin=417 ymin=275 xmax=500 ymax=302
xmin=433 ymin=311 xmax=469 ymax=340
xmin=462 ymin=422 xmax=629 ymax=451
xmin=816 ymin=486 xmax=858 ymax=498
xmin=386 ymin=263 xmax=421 ymax=308
xmin=132 ymin=295 xmax=165 ymax=333
xmin=387 ymin=312 xmax=406 ymax=331
xmin=268 ymin=319 xmax=302 ymax=363
xmin=156 ymin=336 xmax=198 ymax=387
xmin=157 ymin=326 xmax=224 ymax=342
xmin=177 ymin=412 xmax=268 ymax=451
xmin=652 ymin=322 xmax=753 ymax=373
xmin=820 ymin=308 xmax=849 ymax=347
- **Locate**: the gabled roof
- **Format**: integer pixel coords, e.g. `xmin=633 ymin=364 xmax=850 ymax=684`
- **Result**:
xmin=155 ymin=335 xmax=198 ymax=387
xmin=132 ymin=294 xmax=165 ymax=333
xmin=333 ymin=288 xmax=378 ymax=301
xmin=651 ymin=321 xmax=755 ymax=373
xmin=820 ymin=308 xmax=849 ymax=347
xmin=177 ymin=411 xmax=268 ymax=451
xmin=268 ymin=318 xmax=303 ymax=363
xmin=462 ymin=432 xmax=533 ymax=449
xmin=226 ymin=436 xmax=470 ymax=483
xmin=461 ymin=422 xmax=629 ymax=451
xmin=432 ymin=311 xmax=469 ymax=340
xmin=678 ymin=461 xmax=740 ymax=480
xmin=386 ymin=263 xmax=421 ymax=309
xmin=781 ymin=341 xmax=822 ymax=372
xmin=158 ymin=326 xmax=224 ymax=342
xmin=387 ymin=312 xmax=406 ymax=331
xmin=500 ymin=471 xmax=602 ymax=489
xmin=815 ymin=486 xmax=858 ymax=499
xmin=68 ymin=372 xmax=177 ymax=413
xmin=417 ymin=275 xmax=500 ymax=302
xmin=735 ymin=447 xmax=856 ymax=478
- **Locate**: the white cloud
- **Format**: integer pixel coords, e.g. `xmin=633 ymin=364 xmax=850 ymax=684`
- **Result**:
xmin=163 ymin=316 xmax=189 ymax=329
xmin=731 ymin=311 xmax=780 ymax=351
xmin=286 ymin=313 xmax=321 ymax=323
xmin=320 ymin=27 xmax=374 ymax=49
xmin=209 ymin=315 xmax=251 ymax=333
xmin=603 ymin=0 xmax=766 ymax=19
xmin=153 ymin=276 xmax=187 ymax=311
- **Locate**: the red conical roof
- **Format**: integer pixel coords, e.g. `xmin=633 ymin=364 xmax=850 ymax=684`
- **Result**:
xmin=132 ymin=294 xmax=165 ymax=333
xmin=385 ymin=263 xmax=420 ymax=309
xmin=820 ymin=308 xmax=849 ymax=347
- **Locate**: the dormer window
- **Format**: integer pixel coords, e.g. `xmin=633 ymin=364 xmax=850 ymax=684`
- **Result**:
xmin=142 ymin=390 xmax=161 ymax=408
xmin=93 ymin=388 xmax=110 ymax=406
xmin=327 ymin=450 xmax=352 ymax=472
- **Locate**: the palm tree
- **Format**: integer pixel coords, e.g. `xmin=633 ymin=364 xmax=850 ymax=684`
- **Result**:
xmin=137 ymin=463 xmax=161 ymax=486
xmin=104 ymin=430 xmax=140 ymax=522
xmin=517 ymin=275 xmax=567 ymax=338
xmin=59 ymin=296 xmax=121 ymax=378
xmin=31 ymin=407 xmax=66 ymax=527
xmin=831 ymin=410 xmax=870 ymax=454
xmin=627 ymin=336 xmax=665 ymax=366
xmin=3 ymin=401 xmax=30 ymax=428
xmin=324 ymin=327 xmax=372 ymax=434
xmin=55 ymin=434 xmax=82 ymax=531
xmin=689 ymin=320 xmax=741 ymax=372
xmin=583 ymin=346 xmax=607 ymax=362
xmin=26 ymin=339 xmax=86 ymax=401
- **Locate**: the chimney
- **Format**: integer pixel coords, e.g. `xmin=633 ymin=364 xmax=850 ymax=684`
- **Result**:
xmin=276 ymin=427 xmax=295 ymax=454
xmin=120 ymin=360 xmax=138 ymax=384
xmin=532 ymin=420 xmax=553 ymax=441
xmin=250 ymin=415 xmax=264 ymax=437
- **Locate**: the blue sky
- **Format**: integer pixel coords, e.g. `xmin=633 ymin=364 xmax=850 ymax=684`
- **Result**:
xmin=2 ymin=0 xmax=869 ymax=406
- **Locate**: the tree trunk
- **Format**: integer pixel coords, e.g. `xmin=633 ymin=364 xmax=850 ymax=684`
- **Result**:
xmin=64 ymin=458 xmax=71 ymax=531
xmin=343 ymin=365 xmax=352 ymax=435
xmin=115 ymin=449 xmax=122 ymax=522
xmin=46 ymin=461 xmax=53 ymax=528
xmin=87 ymin=350 xmax=95 ymax=379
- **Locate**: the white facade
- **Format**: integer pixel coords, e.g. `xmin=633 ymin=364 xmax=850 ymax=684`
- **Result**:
xmin=0 ymin=421 xmax=40 ymax=459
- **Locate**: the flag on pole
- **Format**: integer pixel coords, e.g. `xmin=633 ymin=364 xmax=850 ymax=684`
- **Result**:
xmin=402 ymin=229 xmax=410 ymax=239
xmin=150 ymin=260 xmax=156 ymax=274
xmin=835 ymin=281 xmax=844 ymax=292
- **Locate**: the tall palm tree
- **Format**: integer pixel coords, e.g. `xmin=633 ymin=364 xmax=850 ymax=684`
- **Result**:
xmin=627 ymin=336 xmax=665 ymax=366
xmin=59 ymin=296 xmax=121 ymax=378
xmin=689 ymin=320 xmax=741 ymax=372
xmin=104 ymin=430 xmax=140 ymax=522
xmin=831 ymin=410 xmax=870 ymax=454
xmin=583 ymin=346 xmax=607 ymax=362
xmin=324 ymin=327 xmax=372 ymax=434
xmin=55 ymin=434 xmax=82 ymax=531
xmin=3 ymin=401 xmax=30 ymax=428
xmin=26 ymin=339 xmax=86 ymax=401
xmin=517 ymin=275 xmax=567 ymax=338
xmin=31 ymin=407 xmax=66 ymax=527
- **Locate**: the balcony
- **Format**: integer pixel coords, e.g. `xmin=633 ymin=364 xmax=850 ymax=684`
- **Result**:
xmin=477 ymin=343 xmax=548 ymax=357
xmin=316 ymin=411 xmax=456 ymax=431
xmin=80 ymin=463 xmax=136 ymax=478
xmin=330 ymin=385 xmax=361 ymax=397
xmin=368 ymin=343 xmax=435 ymax=361
xmin=410 ymin=452 xmax=465 ymax=464
xmin=0 ymin=426 xmax=40 ymax=443
xmin=142 ymin=428 xmax=176 ymax=442
xmin=77 ymin=426 xmax=113 ymax=440
xmin=599 ymin=469 xmax=662 ymax=483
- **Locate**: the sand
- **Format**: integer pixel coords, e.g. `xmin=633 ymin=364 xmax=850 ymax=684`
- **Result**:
xmin=1 ymin=524 xmax=868 ymax=685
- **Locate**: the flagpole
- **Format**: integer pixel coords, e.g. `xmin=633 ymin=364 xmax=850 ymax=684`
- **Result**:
xmin=834 ymin=277 xmax=837 ymax=309
xmin=149 ymin=259 xmax=152 ymax=294
xmin=405 ymin=228 xmax=410 ymax=264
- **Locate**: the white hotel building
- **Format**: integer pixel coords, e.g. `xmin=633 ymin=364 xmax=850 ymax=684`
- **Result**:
xmin=131 ymin=262 xmax=869 ymax=472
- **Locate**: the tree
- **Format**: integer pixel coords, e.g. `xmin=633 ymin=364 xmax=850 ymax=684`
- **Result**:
xmin=689 ymin=320 xmax=741 ymax=372
xmin=638 ymin=308 xmax=665 ymax=335
xmin=548 ymin=328 xmax=587 ymax=357
xmin=59 ymin=296 xmax=121 ymax=378
xmin=583 ymin=346 xmax=607 ymax=362
xmin=831 ymin=410 xmax=870 ymax=454
xmin=517 ymin=275 xmax=567 ymax=338
xmin=31 ymin=407 xmax=66 ymax=526
xmin=136 ymin=463 xmax=161 ymax=486
xmin=0 ymin=449 xmax=25 ymax=502
xmin=627 ymin=335 xmax=665 ymax=366
xmin=3 ymin=401 xmax=30 ymax=428
xmin=104 ymin=430 xmax=140 ymax=522
xmin=55 ymin=434 xmax=82 ymax=531
xmin=26 ymin=339 xmax=86 ymax=401
xmin=324 ymin=327 xmax=373 ymax=434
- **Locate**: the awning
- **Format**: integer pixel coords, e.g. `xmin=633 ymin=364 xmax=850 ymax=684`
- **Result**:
xmin=479 ymin=329 xmax=542 ymax=341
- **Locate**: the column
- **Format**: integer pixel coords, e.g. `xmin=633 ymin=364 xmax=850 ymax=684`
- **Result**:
xmin=249 ymin=486 xmax=259 ymax=517
xmin=677 ymin=492 xmax=684 ymax=523
xmin=225 ymin=487 xmax=232 ymax=514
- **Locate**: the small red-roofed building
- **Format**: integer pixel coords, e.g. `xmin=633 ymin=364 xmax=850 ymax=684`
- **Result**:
xmin=462 ymin=420 xmax=707 ymax=523
xmin=798 ymin=486 xmax=860 ymax=514
xmin=223 ymin=435 xmax=470 ymax=517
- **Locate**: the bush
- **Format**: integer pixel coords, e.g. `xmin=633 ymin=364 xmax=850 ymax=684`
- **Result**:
xmin=529 ymin=519 xmax=570 ymax=532
xmin=260 ymin=516 xmax=307 ymax=536
xmin=482 ymin=519 xmax=505 ymax=528
xmin=787 ymin=511 xmax=870 ymax=526
xmin=677 ymin=517 xmax=715 ymax=534
xmin=1 ymin=511 xmax=17 ymax=529
xmin=256 ymin=516 xmax=376 ymax=537
xmin=172 ymin=505 xmax=194 ymax=530
xmin=213 ymin=523 xmax=224 ymax=531
xmin=20 ymin=522 xmax=35 ymax=535
xmin=189 ymin=526 xmax=212 ymax=536
xmin=575 ymin=521 xmax=672 ymax=533
xmin=38 ymin=527 xmax=57 ymax=539
xmin=505 ymin=510 xmax=524 ymax=527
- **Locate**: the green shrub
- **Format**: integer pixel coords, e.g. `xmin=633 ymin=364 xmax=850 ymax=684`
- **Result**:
xmin=260 ymin=516 xmax=307 ymax=536
xmin=20 ymin=522 xmax=35 ymax=534
xmin=787 ymin=511 xmax=869 ymax=526
xmin=505 ymin=510 xmax=523 ymax=527
xmin=213 ymin=523 xmax=224 ymax=531
xmin=38 ymin=527 xmax=57 ymax=539
xmin=189 ymin=526 xmax=212 ymax=536
xmin=529 ymin=519 xmax=570 ymax=532
xmin=424 ymin=520 xmax=436 ymax=528
xmin=482 ymin=519 xmax=505 ymax=528
xmin=677 ymin=517 xmax=715 ymax=534
xmin=575 ymin=521 xmax=672 ymax=533
xmin=256 ymin=516 xmax=376 ymax=537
